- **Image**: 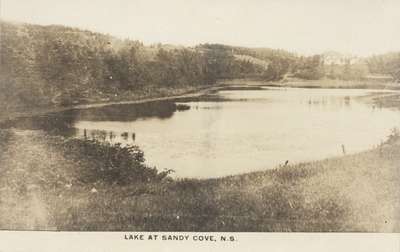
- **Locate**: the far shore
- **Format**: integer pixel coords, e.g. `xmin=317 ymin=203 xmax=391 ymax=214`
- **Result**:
xmin=219 ymin=78 xmax=400 ymax=89
xmin=0 ymin=85 xmax=218 ymax=123
xmin=1 ymin=79 xmax=399 ymax=124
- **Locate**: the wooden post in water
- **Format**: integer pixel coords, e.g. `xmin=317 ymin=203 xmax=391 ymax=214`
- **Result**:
xmin=121 ymin=132 xmax=128 ymax=140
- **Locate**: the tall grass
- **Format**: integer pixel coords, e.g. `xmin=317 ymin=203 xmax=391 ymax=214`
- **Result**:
xmin=0 ymin=129 xmax=399 ymax=231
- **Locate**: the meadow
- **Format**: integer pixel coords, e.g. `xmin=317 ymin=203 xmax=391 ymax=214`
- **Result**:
xmin=0 ymin=126 xmax=399 ymax=231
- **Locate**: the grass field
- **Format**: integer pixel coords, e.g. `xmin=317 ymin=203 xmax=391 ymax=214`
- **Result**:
xmin=0 ymin=127 xmax=399 ymax=232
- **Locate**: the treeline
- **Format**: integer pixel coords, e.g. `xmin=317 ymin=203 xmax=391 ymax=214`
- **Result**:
xmin=0 ymin=21 xmax=215 ymax=108
xmin=291 ymin=55 xmax=325 ymax=80
xmin=0 ymin=21 xmax=329 ymax=111
xmin=200 ymin=44 xmax=298 ymax=81
xmin=3 ymin=20 xmax=398 ymax=112
xmin=366 ymin=52 xmax=400 ymax=82
xmin=0 ymin=21 xmax=294 ymax=110
xmin=291 ymin=53 xmax=400 ymax=82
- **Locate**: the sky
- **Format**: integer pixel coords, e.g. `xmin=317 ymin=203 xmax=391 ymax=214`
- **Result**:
xmin=1 ymin=0 xmax=400 ymax=56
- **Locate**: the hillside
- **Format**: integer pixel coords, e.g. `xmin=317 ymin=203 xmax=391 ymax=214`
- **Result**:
xmin=1 ymin=20 xmax=398 ymax=117
xmin=234 ymin=54 xmax=270 ymax=69
xmin=0 ymin=21 xmax=301 ymax=116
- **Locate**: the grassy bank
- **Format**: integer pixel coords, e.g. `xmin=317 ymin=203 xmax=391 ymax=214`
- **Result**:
xmin=0 ymin=128 xmax=399 ymax=232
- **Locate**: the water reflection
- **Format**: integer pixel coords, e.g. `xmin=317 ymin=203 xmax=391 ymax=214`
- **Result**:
xmin=79 ymin=128 xmax=137 ymax=145
xmin=2 ymin=88 xmax=400 ymax=179
xmin=306 ymin=95 xmax=351 ymax=108
xmin=72 ymin=88 xmax=400 ymax=178
xmin=0 ymin=101 xmax=183 ymax=137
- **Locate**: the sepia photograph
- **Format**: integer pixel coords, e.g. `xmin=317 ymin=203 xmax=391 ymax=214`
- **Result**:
xmin=0 ymin=0 xmax=400 ymax=235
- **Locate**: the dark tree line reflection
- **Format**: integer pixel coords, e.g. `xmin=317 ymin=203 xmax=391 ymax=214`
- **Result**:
xmin=0 ymin=101 xmax=190 ymax=137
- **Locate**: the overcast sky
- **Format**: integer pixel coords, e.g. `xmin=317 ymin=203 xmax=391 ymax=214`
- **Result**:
xmin=2 ymin=0 xmax=400 ymax=56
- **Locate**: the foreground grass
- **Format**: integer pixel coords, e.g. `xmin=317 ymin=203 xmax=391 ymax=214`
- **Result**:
xmin=0 ymin=129 xmax=399 ymax=232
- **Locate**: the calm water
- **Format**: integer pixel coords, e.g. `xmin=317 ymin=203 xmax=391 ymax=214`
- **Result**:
xmin=5 ymin=87 xmax=400 ymax=178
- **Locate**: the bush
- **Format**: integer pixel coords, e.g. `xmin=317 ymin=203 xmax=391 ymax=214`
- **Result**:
xmin=61 ymin=138 xmax=173 ymax=186
xmin=386 ymin=128 xmax=400 ymax=145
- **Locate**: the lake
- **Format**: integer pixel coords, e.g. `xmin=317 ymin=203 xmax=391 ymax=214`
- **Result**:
xmin=4 ymin=87 xmax=400 ymax=178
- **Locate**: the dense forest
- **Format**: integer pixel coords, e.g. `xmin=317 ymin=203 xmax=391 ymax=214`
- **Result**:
xmin=0 ymin=21 xmax=291 ymax=110
xmin=1 ymin=21 xmax=399 ymax=112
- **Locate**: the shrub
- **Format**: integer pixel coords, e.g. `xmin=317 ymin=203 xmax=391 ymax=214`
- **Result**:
xmin=61 ymin=138 xmax=173 ymax=186
xmin=385 ymin=128 xmax=400 ymax=145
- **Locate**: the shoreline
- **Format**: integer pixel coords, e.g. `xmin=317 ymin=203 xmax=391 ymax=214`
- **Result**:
xmin=0 ymin=79 xmax=399 ymax=231
xmin=0 ymin=85 xmax=220 ymax=123
xmin=219 ymin=78 xmax=400 ymax=90
xmin=2 ymin=79 xmax=399 ymax=124
xmin=0 ymin=127 xmax=398 ymax=231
